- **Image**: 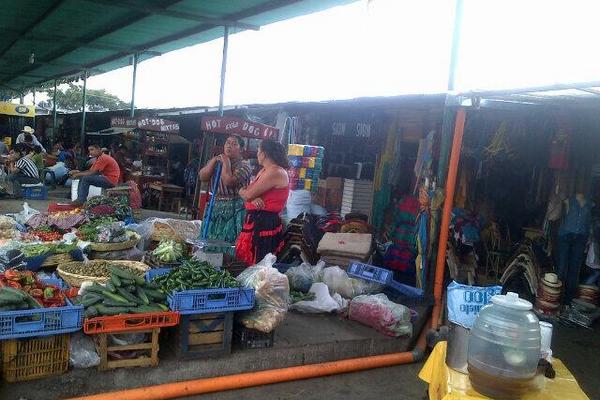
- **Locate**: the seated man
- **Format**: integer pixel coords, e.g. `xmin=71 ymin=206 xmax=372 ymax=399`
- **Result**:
xmin=7 ymin=144 xmax=41 ymax=198
xmin=68 ymin=144 xmax=120 ymax=205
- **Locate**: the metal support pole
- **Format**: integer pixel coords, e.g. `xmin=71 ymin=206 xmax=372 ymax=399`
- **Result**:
xmin=218 ymin=26 xmax=229 ymax=117
xmin=32 ymin=86 xmax=36 ymax=129
xmin=431 ymin=107 xmax=466 ymax=328
xmin=447 ymin=0 xmax=463 ymax=91
xmin=79 ymin=71 xmax=88 ymax=155
xmin=52 ymin=79 xmax=57 ymax=142
xmin=130 ymin=53 xmax=138 ymax=118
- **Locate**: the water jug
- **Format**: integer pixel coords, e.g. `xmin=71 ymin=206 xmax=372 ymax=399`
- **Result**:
xmin=467 ymin=292 xmax=541 ymax=399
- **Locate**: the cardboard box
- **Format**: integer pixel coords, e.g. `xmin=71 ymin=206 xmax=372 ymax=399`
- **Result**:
xmin=315 ymin=177 xmax=343 ymax=211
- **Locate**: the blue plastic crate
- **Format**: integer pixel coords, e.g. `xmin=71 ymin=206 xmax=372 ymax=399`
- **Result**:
xmin=347 ymin=262 xmax=393 ymax=285
xmin=146 ymin=268 xmax=255 ymax=315
xmin=22 ymin=185 xmax=48 ymax=200
xmin=0 ymin=278 xmax=84 ymax=340
xmin=387 ymin=279 xmax=424 ymax=298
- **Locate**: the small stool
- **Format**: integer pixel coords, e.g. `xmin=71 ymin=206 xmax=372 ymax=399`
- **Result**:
xmin=22 ymin=184 xmax=48 ymax=200
xmin=41 ymin=169 xmax=57 ymax=189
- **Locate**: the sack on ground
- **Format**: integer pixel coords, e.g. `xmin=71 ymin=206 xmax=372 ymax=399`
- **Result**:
xmin=348 ymin=293 xmax=412 ymax=337
xmin=322 ymin=266 xmax=382 ymax=299
xmin=290 ymin=282 xmax=348 ymax=313
xmin=285 ymin=260 xmax=325 ymax=293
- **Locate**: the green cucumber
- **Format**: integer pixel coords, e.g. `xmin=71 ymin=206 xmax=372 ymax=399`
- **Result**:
xmin=129 ymin=304 xmax=164 ymax=313
xmin=143 ymin=289 xmax=166 ymax=301
xmin=102 ymin=299 xmax=137 ymax=307
xmin=116 ymin=287 xmax=142 ymax=304
xmin=100 ymin=290 xmax=129 ymax=304
xmin=85 ymin=284 xmax=107 ymax=294
xmin=110 ymin=274 xmax=122 ymax=287
xmin=81 ymin=294 xmax=102 ymax=307
xmin=84 ymin=306 xmax=98 ymax=318
xmin=0 ymin=288 xmax=27 ymax=303
xmin=136 ymin=287 xmax=150 ymax=305
xmin=105 ymin=280 xmax=116 ymax=293
xmin=108 ymin=266 xmax=140 ymax=282
xmin=95 ymin=304 xmax=130 ymax=316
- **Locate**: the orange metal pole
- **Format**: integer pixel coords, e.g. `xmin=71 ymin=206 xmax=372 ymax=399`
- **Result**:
xmin=431 ymin=107 xmax=467 ymax=329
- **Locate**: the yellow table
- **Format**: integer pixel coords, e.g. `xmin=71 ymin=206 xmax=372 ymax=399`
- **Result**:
xmin=419 ymin=342 xmax=589 ymax=400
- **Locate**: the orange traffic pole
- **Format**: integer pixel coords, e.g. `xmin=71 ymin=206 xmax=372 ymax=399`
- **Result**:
xmin=431 ymin=107 xmax=467 ymax=329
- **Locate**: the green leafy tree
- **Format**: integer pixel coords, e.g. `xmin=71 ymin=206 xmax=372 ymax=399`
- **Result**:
xmin=40 ymin=83 xmax=129 ymax=112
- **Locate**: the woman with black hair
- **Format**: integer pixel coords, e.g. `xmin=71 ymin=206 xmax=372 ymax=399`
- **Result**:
xmin=199 ymin=135 xmax=252 ymax=246
xmin=236 ymin=140 xmax=289 ymax=265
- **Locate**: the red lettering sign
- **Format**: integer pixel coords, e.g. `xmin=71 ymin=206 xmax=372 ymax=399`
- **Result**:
xmin=201 ymin=116 xmax=279 ymax=141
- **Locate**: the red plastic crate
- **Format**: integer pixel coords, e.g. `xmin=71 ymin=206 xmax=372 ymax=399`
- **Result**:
xmin=84 ymin=311 xmax=180 ymax=334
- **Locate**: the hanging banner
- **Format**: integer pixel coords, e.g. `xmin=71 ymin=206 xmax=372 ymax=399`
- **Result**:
xmin=110 ymin=116 xmax=138 ymax=129
xmin=201 ymin=116 xmax=279 ymax=141
xmin=0 ymin=102 xmax=35 ymax=117
xmin=137 ymin=117 xmax=179 ymax=133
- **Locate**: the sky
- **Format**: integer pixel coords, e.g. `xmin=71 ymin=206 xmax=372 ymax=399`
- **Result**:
xmin=21 ymin=0 xmax=600 ymax=109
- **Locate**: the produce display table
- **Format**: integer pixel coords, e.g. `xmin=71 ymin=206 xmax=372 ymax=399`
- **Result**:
xmin=418 ymin=341 xmax=590 ymax=400
xmin=148 ymin=183 xmax=184 ymax=211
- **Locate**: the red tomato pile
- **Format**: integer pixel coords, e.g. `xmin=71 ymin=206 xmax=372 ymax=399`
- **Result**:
xmin=0 ymin=269 xmax=69 ymax=307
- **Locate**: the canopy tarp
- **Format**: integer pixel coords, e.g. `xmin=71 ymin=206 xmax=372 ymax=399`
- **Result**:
xmin=0 ymin=0 xmax=356 ymax=94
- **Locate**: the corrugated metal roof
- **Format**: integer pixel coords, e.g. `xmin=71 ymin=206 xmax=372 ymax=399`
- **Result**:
xmin=0 ymin=0 xmax=356 ymax=93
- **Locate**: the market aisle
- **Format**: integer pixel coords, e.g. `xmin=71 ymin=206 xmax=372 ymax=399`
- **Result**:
xmin=185 ymin=363 xmax=427 ymax=400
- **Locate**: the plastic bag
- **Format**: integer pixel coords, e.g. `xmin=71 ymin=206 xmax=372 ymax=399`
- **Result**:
xmin=285 ymin=260 xmax=325 ymax=293
xmin=11 ymin=202 xmax=40 ymax=225
xmin=290 ymin=282 xmax=348 ymax=313
xmin=128 ymin=218 xmax=202 ymax=250
xmin=348 ymin=293 xmax=413 ymax=337
xmin=69 ymin=332 xmax=100 ymax=368
xmin=236 ymin=253 xmax=290 ymax=333
xmin=322 ymin=266 xmax=383 ymax=299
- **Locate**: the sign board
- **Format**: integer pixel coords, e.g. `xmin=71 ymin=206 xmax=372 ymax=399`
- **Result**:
xmin=0 ymin=102 xmax=35 ymax=117
xmin=201 ymin=116 xmax=279 ymax=141
xmin=137 ymin=117 xmax=179 ymax=133
xmin=110 ymin=116 xmax=137 ymax=129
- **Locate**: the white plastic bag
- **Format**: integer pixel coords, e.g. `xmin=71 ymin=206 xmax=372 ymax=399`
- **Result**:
xmin=12 ymin=202 xmax=40 ymax=225
xmin=69 ymin=332 xmax=100 ymax=368
xmin=322 ymin=266 xmax=383 ymax=299
xmin=236 ymin=253 xmax=290 ymax=333
xmin=285 ymin=260 xmax=325 ymax=293
xmin=290 ymin=282 xmax=348 ymax=313
xmin=348 ymin=293 xmax=413 ymax=337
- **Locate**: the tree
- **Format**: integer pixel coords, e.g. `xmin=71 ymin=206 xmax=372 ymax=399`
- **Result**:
xmin=40 ymin=83 xmax=129 ymax=112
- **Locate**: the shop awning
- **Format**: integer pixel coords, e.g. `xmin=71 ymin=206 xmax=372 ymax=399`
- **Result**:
xmin=0 ymin=0 xmax=357 ymax=94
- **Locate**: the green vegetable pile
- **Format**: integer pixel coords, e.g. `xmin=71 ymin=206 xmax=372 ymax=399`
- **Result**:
xmin=0 ymin=287 xmax=43 ymax=311
xmin=76 ymin=217 xmax=116 ymax=242
xmin=20 ymin=242 xmax=78 ymax=257
xmin=151 ymin=240 xmax=184 ymax=264
xmin=290 ymin=290 xmax=316 ymax=304
xmin=152 ymin=259 xmax=240 ymax=293
xmin=80 ymin=266 xmax=168 ymax=318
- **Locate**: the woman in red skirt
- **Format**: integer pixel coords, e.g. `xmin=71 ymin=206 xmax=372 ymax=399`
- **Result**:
xmin=235 ymin=140 xmax=289 ymax=266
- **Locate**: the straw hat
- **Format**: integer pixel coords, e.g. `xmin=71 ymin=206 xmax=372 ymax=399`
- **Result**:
xmin=21 ymin=126 xmax=34 ymax=134
xmin=541 ymin=273 xmax=562 ymax=289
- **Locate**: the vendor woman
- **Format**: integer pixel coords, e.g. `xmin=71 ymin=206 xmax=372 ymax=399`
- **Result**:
xmin=236 ymin=140 xmax=289 ymax=265
xmin=198 ymin=135 xmax=252 ymax=245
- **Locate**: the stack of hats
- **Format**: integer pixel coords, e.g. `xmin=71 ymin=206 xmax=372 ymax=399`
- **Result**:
xmin=534 ymin=273 xmax=562 ymax=316
xmin=576 ymin=285 xmax=599 ymax=306
xmin=317 ymin=232 xmax=372 ymax=267
xmin=288 ymin=144 xmax=324 ymax=192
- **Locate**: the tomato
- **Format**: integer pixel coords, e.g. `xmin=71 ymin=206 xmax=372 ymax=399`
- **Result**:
xmin=4 ymin=269 xmax=21 ymax=281
xmin=7 ymin=281 xmax=21 ymax=289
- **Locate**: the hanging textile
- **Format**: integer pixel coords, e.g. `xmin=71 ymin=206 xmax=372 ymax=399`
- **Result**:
xmin=414 ymin=187 xmax=430 ymax=290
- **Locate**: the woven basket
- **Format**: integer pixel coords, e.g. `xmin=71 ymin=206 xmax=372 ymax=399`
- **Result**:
xmin=88 ymin=232 xmax=141 ymax=252
xmin=41 ymin=253 xmax=73 ymax=268
xmin=57 ymin=260 xmax=149 ymax=287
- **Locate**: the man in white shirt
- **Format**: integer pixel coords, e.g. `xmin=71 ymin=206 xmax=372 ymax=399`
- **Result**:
xmin=16 ymin=126 xmax=46 ymax=153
